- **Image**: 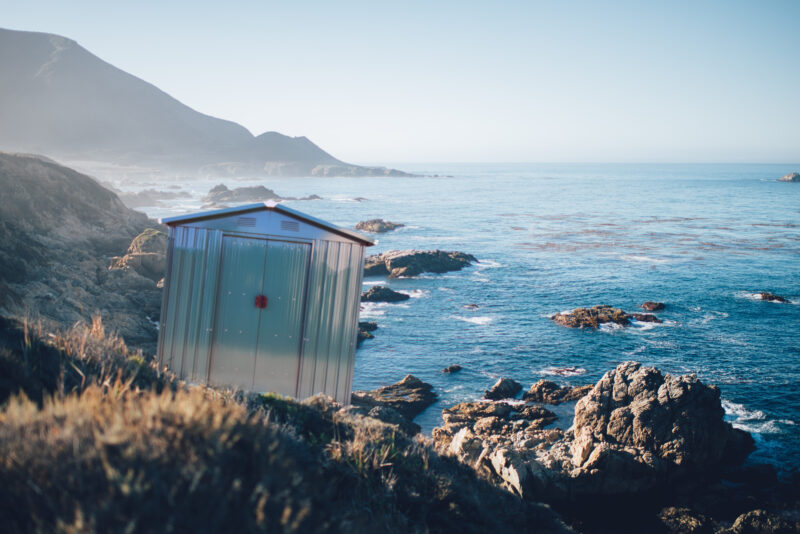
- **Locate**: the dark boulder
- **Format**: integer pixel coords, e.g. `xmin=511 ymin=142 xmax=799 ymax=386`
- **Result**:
xmin=484 ymin=378 xmax=522 ymax=400
xmin=658 ymin=507 xmax=713 ymax=534
xmin=361 ymin=286 xmax=410 ymax=302
xmin=356 ymin=321 xmax=378 ymax=346
xmin=442 ymin=364 xmax=462 ymax=374
xmin=759 ymin=292 xmax=789 ymax=303
xmin=351 ymin=375 xmax=437 ymax=421
xmin=641 ymin=301 xmax=665 ymax=311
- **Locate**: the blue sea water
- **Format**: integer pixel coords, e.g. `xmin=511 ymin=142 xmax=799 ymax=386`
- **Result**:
xmin=141 ymin=163 xmax=800 ymax=471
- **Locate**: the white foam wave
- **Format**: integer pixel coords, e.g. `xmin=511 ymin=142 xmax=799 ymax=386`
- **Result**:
xmin=619 ymin=255 xmax=671 ymax=264
xmin=400 ymin=289 xmax=430 ymax=299
xmin=722 ymin=399 xmax=793 ymax=435
xmin=450 ymin=315 xmax=494 ymax=326
xmin=599 ymin=322 xmax=625 ymax=331
xmin=363 ymin=280 xmax=383 ymax=287
xmin=476 ymin=259 xmax=503 ymax=268
xmin=540 ymin=366 xmax=587 ymax=377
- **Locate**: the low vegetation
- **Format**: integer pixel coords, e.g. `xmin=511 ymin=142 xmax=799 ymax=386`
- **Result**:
xmin=0 ymin=315 xmax=569 ymax=533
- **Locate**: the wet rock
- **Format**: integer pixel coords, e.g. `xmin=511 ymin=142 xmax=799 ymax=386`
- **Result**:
xmin=778 ymin=172 xmax=800 ymax=182
xmin=658 ymin=507 xmax=713 ymax=534
xmin=726 ymin=509 xmax=795 ymax=534
xmin=641 ymin=301 xmax=666 ymax=311
xmin=355 ymin=219 xmax=405 ymax=233
xmin=551 ymin=305 xmax=630 ymax=328
xmin=364 ymin=250 xmax=477 ymax=278
xmin=360 ymin=285 xmax=410 ymax=302
xmin=351 ymin=374 xmax=437 ymax=420
xmin=627 ymin=313 xmax=663 ymax=323
xmin=551 ymin=305 xmax=662 ymax=328
xmin=442 ymin=364 xmax=462 ymax=374
xmin=463 ymin=303 xmax=480 ymax=310
xmin=759 ymin=292 xmax=789 ymax=303
xmin=356 ymin=321 xmax=378 ymax=346
xmin=484 ymin=378 xmax=522 ymax=400
xmin=109 ymin=228 xmax=167 ymax=282
xmin=522 ymin=380 xmax=593 ymax=404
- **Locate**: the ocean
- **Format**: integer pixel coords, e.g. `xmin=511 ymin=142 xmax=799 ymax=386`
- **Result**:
xmin=135 ymin=163 xmax=800 ymax=472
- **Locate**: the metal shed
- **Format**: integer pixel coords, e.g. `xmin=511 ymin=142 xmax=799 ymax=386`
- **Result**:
xmin=156 ymin=201 xmax=373 ymax=404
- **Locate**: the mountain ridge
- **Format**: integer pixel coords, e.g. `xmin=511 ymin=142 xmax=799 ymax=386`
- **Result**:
xmin=0 ymin=27 xmax=410 ymax=179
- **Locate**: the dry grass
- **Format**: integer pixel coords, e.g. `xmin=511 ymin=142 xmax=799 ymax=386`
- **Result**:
xmin=0 ymin=315 xmax=571 ymax=534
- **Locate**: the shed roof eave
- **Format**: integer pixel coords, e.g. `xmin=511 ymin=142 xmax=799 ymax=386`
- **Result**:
xmin=158 ymin=201 xmax=374 ymax=246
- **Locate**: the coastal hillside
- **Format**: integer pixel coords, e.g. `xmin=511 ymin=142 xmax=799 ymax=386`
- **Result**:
xmin=0 ymin=28 xmax=409 ymax=179
xmin=0 ymin=152 xmax=162 ymax=349
xmin=0 ymin=316 xmax=572 ymax=534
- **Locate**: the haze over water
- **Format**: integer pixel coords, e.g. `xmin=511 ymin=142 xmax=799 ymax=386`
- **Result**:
xmin=141 ymin=162 xmax=800 ymax=472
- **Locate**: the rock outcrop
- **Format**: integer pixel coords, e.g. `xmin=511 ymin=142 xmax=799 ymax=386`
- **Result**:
xmin=364 ymin=250 xmax=477 ymax=278
xmin=551 ymin=305 xmax=662 ymax=328
xmin=0 ymin=152 xmax=162 ymax=351
xmin=434 ymin=362 xmax=754 ymax=501
xmin=442 ymin=364 xmax=462 ymax=374
xmin=641 ymin=301 xmax=666 ymax=311
xmin=109 ymin=228 xmax=167 ymax=282
xmin=351 ymin=375 xmax=437 ymax=421
xmin=778 ymin=172 xmax=800 ymax=182
xmin=360 ymin=286 xmax=410 ymax=302
xmin=484 ymin=378 xmax=522 ymax=400
xmin=759 ymin=292 xmax=789 ymax=303
xmin=355 ymin=219 xmax=405 ymax=233
xmin=522 ymin=380 xmax=592 ymax=404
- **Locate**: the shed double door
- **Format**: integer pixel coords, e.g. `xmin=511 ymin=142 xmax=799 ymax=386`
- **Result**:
xmin=209 ymin=236 xmax=310 ymax=394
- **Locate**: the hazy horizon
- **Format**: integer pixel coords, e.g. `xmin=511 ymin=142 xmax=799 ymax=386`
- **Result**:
xmin=1 ymin=1 xmax=799 ymax=165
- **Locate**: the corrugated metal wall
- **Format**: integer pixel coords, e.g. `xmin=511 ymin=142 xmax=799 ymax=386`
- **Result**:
xmin=158 ymin=222 xmax=364 ymax=404
xmin=297 ymin=240 xmax=364 ymax=402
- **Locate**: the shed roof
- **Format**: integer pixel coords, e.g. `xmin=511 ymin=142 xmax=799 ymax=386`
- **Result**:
xmin=159 ymin=201 xmax=374 ymax=246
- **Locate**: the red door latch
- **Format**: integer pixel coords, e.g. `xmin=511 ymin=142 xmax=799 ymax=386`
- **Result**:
xmin=255 ymin=295 xmax=268 ymax=309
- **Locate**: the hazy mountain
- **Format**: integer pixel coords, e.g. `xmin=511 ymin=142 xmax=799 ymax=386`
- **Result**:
xmin=0 ymin=28 xmax=409 ymax=178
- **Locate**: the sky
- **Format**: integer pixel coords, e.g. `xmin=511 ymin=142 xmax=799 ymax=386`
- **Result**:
xmin=2 ymin=0 xmax=799 ymax=164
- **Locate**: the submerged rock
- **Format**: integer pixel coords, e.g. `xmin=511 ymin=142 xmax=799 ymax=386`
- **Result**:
xmin=364 ymin=250 xmax=477 ymax=278
xmin=778 ymin=172 xmax=800 ymax=182
xmin=360 ymin=285 xmax=410 ymax=302
xmin=355 ymin=219 xmax=405 ymax=233
xmin=551 ymin=305 xmax=662 ymax=328
xmin=484 ymin=378 xmax=522 ymax=400
xmin=641 ymin=301 xmax=666 ymax=311
xmin=351 ymin=375 xmax=437 ymax=421
xmin=759 ymin=292 xmax=789 ymax=303
xmin=522 ymin=380 xmax=592 ymax=405
xmin=442 ymin=364 xmax=462 ymax=374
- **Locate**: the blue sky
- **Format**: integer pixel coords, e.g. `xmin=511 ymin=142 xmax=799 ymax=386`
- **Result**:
xmin=2 ymin=1 xmax=798 ymax=164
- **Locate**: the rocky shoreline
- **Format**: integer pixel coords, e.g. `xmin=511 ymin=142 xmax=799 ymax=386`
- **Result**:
xmin=355 ymin=365 xmax=800 ymax=533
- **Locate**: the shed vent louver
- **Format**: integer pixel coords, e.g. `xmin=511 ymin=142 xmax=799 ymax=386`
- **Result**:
xmin=237 ymin=217 xmax=256 ymax=227
xmin=281 ymin=220 xmax=300 ymax=232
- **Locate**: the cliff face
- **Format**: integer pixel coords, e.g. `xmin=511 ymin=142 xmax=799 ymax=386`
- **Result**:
xmin=0 ymin=27 xmax=411 ymax=178
xmin=0 ymin=152 xmax=162 ymax=349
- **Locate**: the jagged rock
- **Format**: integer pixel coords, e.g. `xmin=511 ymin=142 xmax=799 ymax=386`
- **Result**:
xmin=511 ymin=405 xmax=558 ymax=427
xmin=778 ymin=172 xmax=800 ymax=182
xmin=658 ymin=507 xmax=713 ymax=534
xmin=361 ymin=405 xmax=421 ymax=436
xmin=364 ymin=250 xmax=477 ymax=278
xmin=641 ymin=301 xmax=666 ymax=311
xmin=361 ymin=286 xmax=410 ymax=302
xmin=442 ymin=364 xmax=462 ymax=374
xmin=109 ymin=228 xmax=167 ymax=282
xmin=759 ymin=292 xmax=789 ymax=303
xmin=484 ymin=378 xmax=522 ymax=400
xmin=551 ymin=305 xmax=662 ymax=328
xmin=356 ymin=321 xmax=378 ymax=346
xmin=522 ymin=380 xmax=592 ymax=405
xmin=355 ymin=219 xmax=405 ymax=233
xmin=351 ymin=375 xmax=437 ymax=421
xmin=726 ymin=509 xmax=795 ymax=534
